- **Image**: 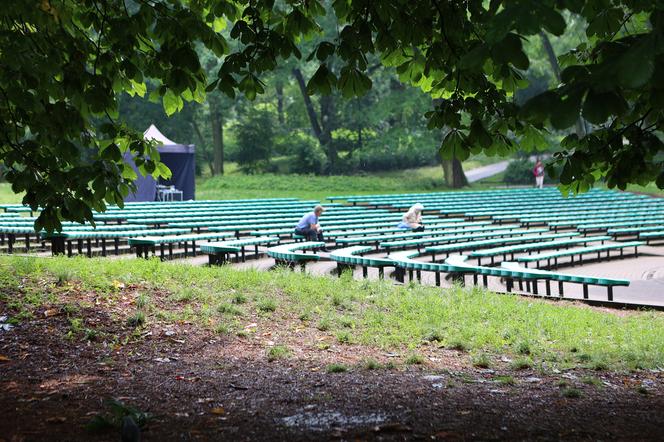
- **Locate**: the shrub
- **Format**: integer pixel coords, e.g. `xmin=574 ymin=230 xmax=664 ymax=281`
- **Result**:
xmin=504 ymin=159 xmax=537 ymax=185
xmin=280 ymin=131 xmax=327 ymax=175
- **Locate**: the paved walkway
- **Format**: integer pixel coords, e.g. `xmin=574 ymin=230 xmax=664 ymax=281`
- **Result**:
xmin=466 ymin=160 xmax=510 ymax=182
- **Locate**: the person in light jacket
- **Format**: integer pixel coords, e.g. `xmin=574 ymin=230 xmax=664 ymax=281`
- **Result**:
xmin=533 ymin=160 xmax=545 ymax=189
xmin=397 ymin=203 xmax=425 ymax=232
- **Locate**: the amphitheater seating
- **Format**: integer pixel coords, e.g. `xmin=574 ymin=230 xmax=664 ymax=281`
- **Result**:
xmin=201 ymin=236 xmax=280 ymax=265
xmin=267 ymin=242 xmax=324 ymax=269
xmin=329 ymin=245 xmax=395 ymax=278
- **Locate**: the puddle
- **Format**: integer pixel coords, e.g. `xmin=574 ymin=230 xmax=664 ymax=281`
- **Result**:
xmin=280 ymin=411 xmax=388 ymax=431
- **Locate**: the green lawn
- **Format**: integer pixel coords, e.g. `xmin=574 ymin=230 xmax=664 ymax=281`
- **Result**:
xmin=2 ymin=255 xmax=663 ymax=371
xmin=0 ymin=183 xmax=20 ymax=204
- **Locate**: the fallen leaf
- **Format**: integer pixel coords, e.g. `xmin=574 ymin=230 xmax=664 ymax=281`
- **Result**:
xmin=0 ymin=355 xmax=10 ymax=362
xmin=46 ymin=417 xmax=67 ymax=424
xmin=43 ymin=309 xmax=59 ymax=318
xmin=210 ymin=407 xmax=225 ymax=415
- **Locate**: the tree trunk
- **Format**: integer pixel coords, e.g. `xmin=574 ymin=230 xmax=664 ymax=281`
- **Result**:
xmin=441 ymin=159 xmax=469 ymax=188
xmin=276 ymin=81 xmax=284 ymax=125
xmin=293 ymin=68 xmax=336 ymax=171
xmin=191 ymin=119 xmax=213 ymax=176
xmin=539 ymin=31 xmax=587 ymax=138
xmin=211 ymin=106 xmax=224 ymax=175
xmin=293 ymin=68 xmax=323 ymax=139
xmin=319 ymin=94 xmax=336 ymax=170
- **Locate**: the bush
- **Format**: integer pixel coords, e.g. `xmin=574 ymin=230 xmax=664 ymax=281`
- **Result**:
xmin=355 ymin=128 xmax=438 ymax=172
xmin=279 ymin=131 xmax=327 ymax=174
xmin=503 ymin=159 xmax=537 ymax=185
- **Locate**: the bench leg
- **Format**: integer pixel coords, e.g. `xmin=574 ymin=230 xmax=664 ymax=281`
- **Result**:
xmin=160 ymin=244 xmax=165 ymax=261
xmin=506 ymin=278 xmax=513 ymax=293
xmin=545 ymin=280 xmax=551 ymax=296
xmin=607 ymin=286 xmax=613 ymax=302
xmin=168 ymin=243 xmax=173 ymax=260
xmin=482 ymin=275 xmax=488 ymax=287
xmin=51 ymin=237 xmax=65 ymax=256
xmin=518 ymin=280 xmax=523 ymax=291
xmin=395 ymin=267 xmax=405 ymax=283
xmin=362 ymin=266 xmax=368 ymax=278
xmin=408 ymin=269 xmax=413 ymax=281
xmin=416 ymin=270 xmax=421 ymax=282
xmin=66 ymin=241 xmax=72 ymax=257
xmin=435 ymin=272 xmax=440 ymax=287
xmin=241 ymin=247 xmax=246 ymax=262
xmin=583 ymin=284 xmax=589 ymax=299
xmin=473 ymin=274 xmax=478 ymax=286
xmin=114 ymin=238 xmax=120 ymax=255
xmin=77 ymin=239 xmax=83 ymax=255
xmin=532 ymin=280 xmax=538 ymax=295
xmin=86 ymin=239 xmax=92 ymax=258
xmin=184 ymin=242 xmax=189 ymax=257
xmin=8 ymin=234 xmax=16 ymax=253
xmin=378 ymin=267 xmax=384 ymax=279
xmin=101 ymin=239 xmax=107 ymax=257
xmin=255 ymin=244 xmax=259 ymax=259
xmin=558 ymin=281 xmax=564 ymax=297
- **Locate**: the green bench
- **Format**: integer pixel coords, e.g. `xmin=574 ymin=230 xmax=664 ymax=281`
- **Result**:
xmin=42 ymin=228 xmax=191 ymax=257
xmin=425 ymin=232 xmax=577 ymax=261
xmin=329 ymin=246 xmax=395 ymax=278
xmin=380 ymin=228 xmax=552 ymax=251
xmin=442 ymin=255 xmax=629 ymax=301
xmin=128 ymin=232 xmax=235 ymax=259
xmin=266 ymin=241 xmax=324 ymax=270
xmin=500 ymin=262 xmax=629 ymax=301
xmin=469 ymin=235 xmax=610 ymax=265
xmin=201 ymin=236 xmax=280 ymax=265
xmin=517 ymin=241 xmax=644 ymax=268
xmin=639 ymin=230 xmax=664 ymax=244
xmin=608 ymin=225 xmax=664 ymax=238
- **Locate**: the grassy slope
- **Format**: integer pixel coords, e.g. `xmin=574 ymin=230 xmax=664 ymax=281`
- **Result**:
xmin=2 ymin=255 xmax=663 ymax=371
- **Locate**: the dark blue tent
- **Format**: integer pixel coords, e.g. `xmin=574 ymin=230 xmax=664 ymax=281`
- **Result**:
xmin=125 ymin=125 xmax=196 ymax=202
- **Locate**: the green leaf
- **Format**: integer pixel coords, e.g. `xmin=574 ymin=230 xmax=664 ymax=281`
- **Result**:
xmin=540 ymin=8 xmax=566 ymax=36
xmin=582 ymin=89 xmax=628 ymax=124
xmin=439 ymin=130 xmax=470 ymax=161
xmin=337 ymin=67 xmax=372 ymax=98
xmin=162 ymin=90 xmax=183 ymax=116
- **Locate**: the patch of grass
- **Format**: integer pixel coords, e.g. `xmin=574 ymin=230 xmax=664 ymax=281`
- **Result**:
xmin=494 ymin=375 xmax=515 ymax=386
xmin=217 ymin=303 xmax=243 ymax=316
xmin=316 ymin=318 xmax=331 ymax=332
xmin=405 ymin=354 xmax=425 ymax=365
xmin=326 ymin=363 xmax=348 ymax=373
xmin=448 ymin=340 xmax=468 ymax=352
xmin=256 ymin=297 xmax=277 ymax=313
xmin=136 ymin=293 xmax=151 ymax=309
xmin=215 ymin=323 xmax=231 ymax=335
xmin=561 ymin=387 xmax=582 ymax=398
xmin=266 ymin=345 xmax=290 ymax=361
xmin=126 ymin=311 xmax=145 ymax=328
xmin=581 ymin=376 xmax=603 ymax=387
xmin=516 ymin=341 xmax=531 ymax=355
xmin=55 ymin=269 xmax=73 ymax=286
xmin=231 ymin=292 xmax=247 ymax=304
xmin=363 ymin=359 xmax=381 ymax=370
xmin=339 ymin=316 xmax=355 ymax=328
xmin=423 ymin=329 xmax=444 ymax=343
xmin=510 ymin=357 xmax=533 ymax=370
xmin=472 ymin=353 xmax=491 ymax=368
xmin=336 ymin=331 xmax=352 ymax=344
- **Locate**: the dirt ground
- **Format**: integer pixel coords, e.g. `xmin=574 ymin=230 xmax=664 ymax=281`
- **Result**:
xmin=2 ymin=295 xmax=664 ymax=442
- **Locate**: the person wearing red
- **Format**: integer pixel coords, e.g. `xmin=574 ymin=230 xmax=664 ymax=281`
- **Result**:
xmin=533 ymin=159 xmax=545 ymax=189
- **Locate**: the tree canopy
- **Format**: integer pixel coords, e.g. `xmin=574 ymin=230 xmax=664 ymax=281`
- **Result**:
xmin=1 ymin=0 xmax=662 ymax=229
